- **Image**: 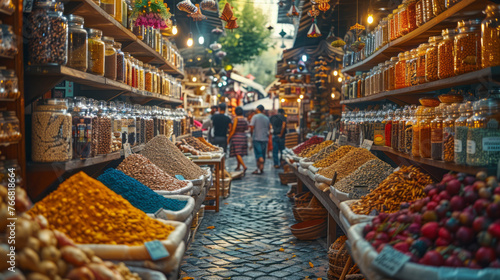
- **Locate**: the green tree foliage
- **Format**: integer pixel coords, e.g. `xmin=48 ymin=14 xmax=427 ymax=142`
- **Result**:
xmin=219 ymin=1 xmax=272 ymax=65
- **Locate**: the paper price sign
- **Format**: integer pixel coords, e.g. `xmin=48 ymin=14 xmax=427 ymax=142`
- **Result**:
xmin=123 ymin=143 xmax=132 ymax=158
xmin=373 ymin=245 xmax=410 ymax=276
xmin=338 ymin=135 xmax=348 ymax=146
xmin=360 ymin=139 xmax=373 ymax=151
xmin=144 ymin=240 xmax=170 ymax=261
xmin=326 ymin=132 xmax=332 ymax=141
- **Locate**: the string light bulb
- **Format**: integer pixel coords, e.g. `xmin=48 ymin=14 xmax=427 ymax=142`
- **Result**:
xmin=198 ymin=35 xmax=205 ymax=44
xmin=187 ymin=32 xmax=194 ymax=47
xmin=338 ymin=77 xmax=342 ymax=82
xmin=172 ymin=18 xmax=178 ymax=35
xmin=297 ymin=98 xmax=301 ymax=103
xmin=281 ymin=98 xmax=285 ymax=103
xmin=367 ymin=14 xmax=374 ymax=24
xmin=333 ymin=70 xmax=338 ymax=76
xmin=192 ymin=77 xmax=197 ymax=82
xmin=331 ymin=93 xmax=336 ymax=99
xmin=299 ymin=94 xmax=304 ymax=99
xmin=200 ymin=86 xmax=206 ymax=90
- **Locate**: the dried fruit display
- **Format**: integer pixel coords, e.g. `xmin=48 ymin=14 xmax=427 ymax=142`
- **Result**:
xmin=292 ymin=136 xmax=323 ymax=155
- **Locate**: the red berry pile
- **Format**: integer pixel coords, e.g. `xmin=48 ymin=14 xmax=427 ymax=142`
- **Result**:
xmin=363 ymin=171 xmax=500 ymax=268
xmin=293 ymin=136 xmax=323 ymax=155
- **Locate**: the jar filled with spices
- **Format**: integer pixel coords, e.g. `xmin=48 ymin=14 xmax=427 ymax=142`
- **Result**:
xmin=103 ymin=36 xmax=117 ymax=80
xmin=423 ymin=0 xmax=434 ymax=22
xmin=109 ymin=101 xmax=122 ymax=152
xmin=455 ymin=101 xmax=473 ymax=165
xmin=388 ymin=57 xmax=398 ymax=90
xmin=407 ymin=0 xmax=417 ymax=32
xmin=382 ymin=60 xmax=391 ymax=92
xmin=1 ymin=111 xmax=21 ymax=145
xmin=399 ymin=106 xmax=409 ymax=152
xmin=133 ymin=104 xmax=142 ymax=145
xmin=373 ymin=110 xmax=385 ymax=145
xmin=405 ymin=106 xmax=417 ymax=154
xmin=416 ymin=43 xmax=428 ymax=84
xmin=389 ymin=14 xmax=395 ymax=41
xmin=358 ymin=73 xmax=365 ymax=98
xmin=445 ymin=0 xmax=460 ymax=8
xmin=425 ymin=36 xmax=441 ymax=82
xmin=392 ymin=108 xmax=402 ymax=150
xmin=407 ymin=49 xmax=418 ymax=86
xmin=381 ymin=18 xmax=389 ymax=45
xmin=431 ymin=104 xmax=447 ymax=160
xmin=88 ymin=99 xmax=99 ymax=157
xmin=125 ymin=53 xmax=132 ymax=85
xmin=383 ymin=109 xmax=394 ymax=147
xmin=396 ymin=52 xmax=407 ymax=89
xmin=1 ymin=69 xmax=19 ymax=99
xmin=139 ymin=61 xmax=145 ymax=90
xmin=100 ymin=0 xmax=115 ymax=17
xmin=393 ymin=8 xmax=400 ymax=39
xmin=96 ymin=101 xmax=112 ymax=155
xmin=466 ymin=98 xmax=500 ymax=166
xmin=126 ymin=104 xmax=136 ymax=146
xmin=419 ymin=106 xmax=434 ymax=158
xmin=145 ymin=65 xmax=153 ymax=92
xmin=438 ymin=28 xmax=456 ymax=79
xmin=412 ymin=106 xmax=425 ymax=157
xmin=398 ymin=4 xmax=409 ymax=37
xmin=67 ymin=15 xmax=87 ymax=72
xmin=416 ymin=0 xmax=424 ymax=27
xmin=27 ymin=1 xmax=68 ymax=66
xmin=115 ymin=42 xmax=125 ymax=83
xmin=88 ymin=28 xmax=105 ymax=76
xmin=481 ymin=4 xmax=500 ymax=69
xmin=432 ymin=0 xmax=446 ymax=17
xmin=71 ymin=97 xmax=92 ymax=159
xmin=443 ymin=103 xmax=460 ymax=162
xmin=32 ymin=99 xmax=72 ymax=162
xmin=454 ymin=19 xmax=482 ymax=75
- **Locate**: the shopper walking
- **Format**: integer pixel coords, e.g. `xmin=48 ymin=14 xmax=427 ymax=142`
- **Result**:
xmin=249 ymin=105 xmax=270 ymax=175
xmin=202 ymin=105 xmax=218 ymax=142
xmin=270 ymin=109 xmax=287 ymax=168
xmin=228 ymin=106 xmax=248 ymax=174
xmin=211 ymin=103 xmax=232 ymax=154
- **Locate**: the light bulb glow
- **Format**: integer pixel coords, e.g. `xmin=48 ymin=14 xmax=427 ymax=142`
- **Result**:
xmin=367 ymin=14 xmax=374 ymax=24
xmin=192 ymin=77 xmax=197 ymax=82
xmin=187 ymin=38 xmax=194 ymax=47
xmin=281 ymin=98 xmax=285 ymax=103
xmin=200 ymin=86 xmax=206 ymax=90
xmin=338 ymin=77 xmax=342 ymax=82
xmin=301 ymin=54 xmax=307 ymax=62
xmin=299 ymin=94 xmax=304 ymax=99
xmin=333 ymin=70 xmax=338 ymax=76
xmin=297 ymin=98 xmax=301 ymax=103
xmin=198 ymin=36 xmax=205 ymax=44
xmin=172 ymin=25 xmax=178 ymax=35
xmin=331 ymin=93 xmax=336 ymax=99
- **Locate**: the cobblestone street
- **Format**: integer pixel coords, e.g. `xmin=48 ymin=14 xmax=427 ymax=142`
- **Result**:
xmin=180 ymin=156 xmax=329 ymax=280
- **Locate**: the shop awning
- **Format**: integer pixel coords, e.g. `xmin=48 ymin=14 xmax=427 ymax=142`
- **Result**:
xmin=229 ymin=73 xmax=268 ymax=97
xmin=282 ymin=40 xmax=343 ymax=62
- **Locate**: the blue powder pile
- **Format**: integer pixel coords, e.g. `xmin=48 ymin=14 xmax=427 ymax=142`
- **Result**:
xmin=98 ymin=168 xmax=188 ymax=213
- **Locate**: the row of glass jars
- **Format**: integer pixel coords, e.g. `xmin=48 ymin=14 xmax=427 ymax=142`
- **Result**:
xmin=0 ymin=111 xmax=21 ymax=145
xmin=339 ymin=94 xmax=500 ymax=167
xmin=31 ymin=97 xmax=190 ymax=162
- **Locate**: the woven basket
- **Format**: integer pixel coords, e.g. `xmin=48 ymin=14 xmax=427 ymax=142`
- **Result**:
xmin=308 ymin=196 xmax=323 ymax=208
xmin=279 ymin=172 xmax=297 ymax=185
xmin=294 ymin=192 xmax=312 ymax=207
xmin=289 ymin=219 xmax=327 ymax=240
xmin=297 ymin=207 xmax=328 ymax=221
xmin=345 ymin=274 xmax=365 ymax=280
xmin=292 ymin=206 xmax=302 ymax=222
xmin=328 ymin=236 xmax=351 ymax=279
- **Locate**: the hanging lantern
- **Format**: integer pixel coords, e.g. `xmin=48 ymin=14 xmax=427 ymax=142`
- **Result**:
xmin=188 ymin=4 xmax=207 ymax=21
xmin=307 ymin=5 xmax=319 ymax=17
xmin=280 ymin=41 xmax=286 ymax=48
xmin=317 ymin=2 xmax=330 ymax=12
xmin=131 ymin=0 xmax=171 ymax=29
xmin=177 ymin=0 xmax=197 ymax=13
xmin=331 ymin=39 xmax=346 ymax=48
xmin=279 ymin=29 xmax=286 ymax=38
xmin=278 ymin=0 xmax=286 ymax=7
xmin=210 ymin=42 xmax=222 ymax=51
xmin=217 ymin=51 xmax=227 ymax=58
xmin=286 ymin=4 xmax=299 ymax=17
xmin=200 ymin=0 xmax=217 ymax=11
xmin=212 ymin=27 xmax=223 ymax=37
xmin=307 ymin=19 xmax=321 ymax=38
xmin=220 ymin=2 xmax=239 ymax=30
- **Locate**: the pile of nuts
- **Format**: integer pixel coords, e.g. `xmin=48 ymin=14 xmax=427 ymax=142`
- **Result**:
xmin=182 ymin=136 xmax=220 ymax=152
xmin=306 ymin=143 xmax=339 ymax=162
xmin=298 ymin=143 xmax=320 ymax=157
xmin=300 ymin=140 xmax=334 ymax=158
xmin=313 ymin=145 xmax=355 ymax=168
xmin=350 ymin=165 xmax=434 ymax=215
xmin=335 ymin=159 xmax=394 ymax=193
xmin=318 ymin=148 xmax=378 ymax=181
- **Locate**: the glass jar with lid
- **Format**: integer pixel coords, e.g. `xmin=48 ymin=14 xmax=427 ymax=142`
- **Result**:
xmin=412 ymin=106 xmax=424 ymax=157
xmin=396 ymin=52 xmax=407 ymax=89
xmin=416 ymin=0 xmax=424 ymax=27
xmin=455 ymin=101 xmax=473 ymax=165
xmin=416 ymin=43 xmax=428 ymax=84
xmin=404 ymin=106 xmax=417 ymax=154
xmin=96 ymin=101 xmax=111 ymax=155
xmin=481 ymin=4 xmax=500 ymax=69
xmin=388 ymin=14 xmax=395 ymax=42
xmin=71 ymin=97 xmax=92 ymax=159
xmin=393 ymin=8 xmax=400 ymax=40
xmin=398 ymin=106 xmax=409 ymax=152
xmin=124 ymin=53 xmax=131 ymax=85
xmin=377 ymin=63 xmax=386 ymax=94
xmin=32 ymin=99 xmax=72 ymax=162
xmin=358 ymin=73 xmax=365 ymax=98
xmin=88 ymin=99 xmax=99 ymax=157
xmin=373 ymin=110 xmax=385 ymax=146
xmin=382 ymin=60 xmax=391 ymax=92
xmin=431 ymin=104 xmax=447 ymax=160
xmin=445 ymin=0 xmax=459 ymax=8
xmin=438 ymin=29 xmax=456 ymax=79
xmin=425 ymin=36 xmax=441 ymax=82
xmin=88 ymin=28 xmax=105 ymax=76
xmin=398 ymin=3 xmax=409 ymax=37
xmin=1 ymin=111 xmax=20 ymax=145
xmin=144 ymin=65 xmax=153 ymax=92
xmin=392 ymin=108 xmax=402 ymax=150
xmin=341 ymin=80 xmax=348 ymax=100
xmin=381 ymin=18 xmax=389 ymax=46
xmin=100 ymin=0 xmax=115 ymax=17
xmin=109 ymin=101 xmax=122 ymax=152
xmin=407 ymin=49 xmax=418 ymax=86
xmin=27 ymin=1 xmax=68 ymax=66
xmin=466 ymin=98 xmax=500 ymax=166
xmin=115 ymin=42 xmax=125 ymax=82
xmin=103 ymin=36 xmax=117 ymax=80
xmin=132 ymin=58 xmax=139 ymax=88
xmin=387 ymin=57 xmax=397 ymax=90
xmin=67 ymin=15 xmax=87 ymax=72
xmin=139 ymin=61 xmax=145 ymax=90
xmin=1 ymin=69 xmax=18 ymax=99
xmin=423 ymin=0 xmax=434 ymax=22
xmin=407 ymin=0 xmax=417 ymax=32
xmin=126 ymin=104 xmax=136 ymax=146
xmin=432 ymin=0 xmax=446 ymax=17
xmin=419 ymin=106 xmax=434 ymax=158
xmin=114 ymin=0 xmax=123 ymax=23
xmin=454 ymin=19 xmax=482 ymax=75
xmin=343 ymin=51 xmax=352 ymax=68
xmin=383 ymin=109 xmax=394 ymax=147
xmin=443 ymin=103 xmax=460 ymax=162
xmin=144 ymin=106 xmax=154 ymax=142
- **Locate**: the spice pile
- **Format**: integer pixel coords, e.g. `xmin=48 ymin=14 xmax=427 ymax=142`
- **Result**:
xmin=313 ymin=145 xmax=355 ymax=168
xmin=351 ymin=166 xmax=434 ymax=215
xmin=300 ymin=140 xmax=334 ymax=158
xmin=117 ymin=154 xmax=188 ymax=191
xmin=293 ymin=135 xmax=323 ymax=154
xmin=306 ymin=143 xmax=338 ymax=162
xmin=298 ymin=143 xmax=320 ymax=157
xmin=141 ymin=135 xmax=205 ymax=180
xmin=318 ymin=148 xmax=378 ymax=181
xmin=182 ymin=136 xmax=220 ymax=152
xmin=98 ymin=168 xmax=188 ymax=213
xmin=28 ymin=172 xmax=176 ymax=245
xmin=335 ymin=159 xmax=394 ymax=193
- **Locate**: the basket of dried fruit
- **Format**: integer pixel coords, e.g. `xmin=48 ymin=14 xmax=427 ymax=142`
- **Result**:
xmin=339 ymin=200 xmax=374 ymax=225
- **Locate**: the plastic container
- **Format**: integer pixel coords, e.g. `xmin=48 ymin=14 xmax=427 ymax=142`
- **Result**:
xmin=66 ymin=15 xmax=87 ymax=72
xmin=454 ymin=19 xmax=482 ymax=75
xmin=481 ymin=5 xmax=500 ymax=68
xmin=103 ymin=36 xmax=117 ymax=80
xmin=454 ymin=101 xmax=473 ymax=165
xmin=443 ymin=103 xmax=460 ymax=162
xmin=88 ymin=28 xmax=105 ymax=76
xmin=425 ymin=36 xmax=441 ymax=82
xmin=438 ymin=28 xmax=456 ymax=79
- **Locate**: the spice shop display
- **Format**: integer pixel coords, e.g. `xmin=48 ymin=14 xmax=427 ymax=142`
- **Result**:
xmin=334 ymin=159 xmax=394 ymax=194
xmin=292 ymin=135 xmax=323 ymax=154
xmin=306 ymin=143 xmax=339 ymax=163
xmin=67 ymin=15 xmax=88 ymax=72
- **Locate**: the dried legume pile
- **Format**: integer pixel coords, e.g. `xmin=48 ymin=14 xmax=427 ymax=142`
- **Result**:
xmin=28 ymin=172 xmax=175 ymax=245
xmin=117 ymin=154 xmax=188 ymax=191
xmin=141 ymin=135 xmax=204 ymax=179
xmin=98 ymin=168 xmax=187 ymax=213
xmin=301 ymin=140 xmax=334 ymax=158
xmin=318 ymin=148 xmax=378 ymax=181
xmin=306 ymin=143 xmax=338 ymax=162
xmin=298 ymin=143 xmax=320 ymax=157
xmin=335 ymin=159 xmax=394 ymax=193
xmin=351 ymin=166 xmax=434 ymax=215
xmin=313 ymin=145 xmax=355 ymax=168
xmin=293 ymin=135 xmax=323 ymax=154
xmin=183 ymin=136 xmax=219 ymax=152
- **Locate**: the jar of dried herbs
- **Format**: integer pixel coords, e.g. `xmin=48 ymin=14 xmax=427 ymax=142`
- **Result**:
xmin=454 ymin=102 xmax=473 ymax=165
xmin=412 ymin=106 xmax=424 ymax=157
xmin=392 ymin=108 xmax=402 ymax=150
xmin=419 ymin=106 xmax=434 ymax=158
xmin=466 ymin=98 xmax=500 ymax=166
xmin=399 ymin=106 xmax=410 ymax=152
xmin=431 ymin=104 xmax=447 ymax=160
xmin=443 ymin=103 xmax=460 ymax=162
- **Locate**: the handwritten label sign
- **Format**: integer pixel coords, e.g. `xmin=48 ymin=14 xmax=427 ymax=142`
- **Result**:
xmin=326 ymin=132 xmax=332 ymax=141
xmin=360 ymin=139 xmax=374 ymax=151
xmin=373 ymin=245 xmax=410 ymax=276
xmin=144 ymin=240 xmax=170 ymax=261
xmin=332 ymin=128 xmax=337 ymax=141
xmin=338 ymin=135 xmax=348 ymax=146
xmin=123 ymin=143 xmax=132 ymax=158
xmin=175 ymin=175 xmax=185 ymax=180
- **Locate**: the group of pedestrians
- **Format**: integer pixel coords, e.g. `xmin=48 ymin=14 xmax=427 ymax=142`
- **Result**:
xmin=203 ymin=103 xmax=287 ymax=175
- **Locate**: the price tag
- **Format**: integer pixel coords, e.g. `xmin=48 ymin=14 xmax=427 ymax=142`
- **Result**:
xmin=338 ymin=135 xmax=348 ymax=146
xmin=144 ymin=240 xmax=170 ymax=261
xmin=123 ymin=143 xmax=132 ymax=158
xmin=360 ymin=139 xmax=373 ymax=150
xmin=373 ymin=245 xmax=410 ymax=277
xmin=326 ymin=132 xmax=332 ymax=141
xmin=175 ymin=175 xmax=185 ymax=180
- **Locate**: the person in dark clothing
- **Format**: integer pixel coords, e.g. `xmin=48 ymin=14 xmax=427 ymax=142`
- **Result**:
xmin=211 ymin=103 xmax=232 ymax=154
xmin=270 ymin=109 xmax=287 ymax=168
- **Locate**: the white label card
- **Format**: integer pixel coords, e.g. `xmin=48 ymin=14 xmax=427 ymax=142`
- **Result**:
xmin=144 ymin=240 xmax=170 ymax=261
xmin=326 ymin=132 xmax=332 ymax=141
xmin=360 ymin=139 xmax=373 ymax=150
xmin=339 ymin=135 xmax=348 ymax=146
xmin=124 ymin=143 xmax=132 ymax=158
xmin=373 ymin=245 xmax=410 ymax=277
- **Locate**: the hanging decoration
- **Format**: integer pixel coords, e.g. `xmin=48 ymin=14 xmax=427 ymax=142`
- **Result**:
xmin=188 ymin=4 xmax=207 ymax=21
xmin=278 ymin=0 xmax=286 ymax=7
xmin=315 ymin=0 xmax=330 ymax=12
xmin=267 ymin=25 xmax=274 ymax=31
xmin=331 ymin=39 xmax=346 ymax=48
xmin=217 ymin=51 xmax=227 ymax=58
xmin=131 ymin=0 xmax=171 ymax=29
xmin=220 ymin=2 xmax=239 ymax=30
xmin=210 ymin=42 xmax=222 ymax=51
xmin=279 ymin=28 xmax=287 ymax=49
xmin=177 ymin=0 xmax=198 ymax=13
xmin=286 ymin=4 xmax=299 ymax=17
xmin=200 ymin=0 xmax=218 ymax=11
xmin=307 ymin=18 xmax=321 ymax=38
xmin=349 ymin=23 xmax=365 ymax=31
xmin=212 ymin=27 xmax=224 ymax=35
xmin=307 ymin=5 xmax=319 ymax=17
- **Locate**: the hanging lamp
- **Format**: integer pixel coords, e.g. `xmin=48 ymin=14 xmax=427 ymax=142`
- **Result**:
xmin=307 ymin=18 xmax=321 ymax=38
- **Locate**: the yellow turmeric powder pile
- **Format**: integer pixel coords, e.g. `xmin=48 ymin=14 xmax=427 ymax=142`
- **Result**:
xmin=28 ymin=172 xmax=175 ymax=246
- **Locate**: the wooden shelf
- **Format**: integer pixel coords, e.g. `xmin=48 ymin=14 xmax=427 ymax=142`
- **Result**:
xmin=341 ymin=66 xmax=500 ymax=105
xmin=0 ymin=53 xmax=15 ymax=59
xmin=184 ymin=82 xmax=210 ymax=88
xmin=25 ymin=65 xmax=182 ymax=105
xmin=371 ymin=145 xmax=495 ymax=175
xmin=342 ymin=0 xmax=490 ymax=75
xmin=0 ymin=7 xmax=14 ymax=16
xmin=64 ymin=0 xmax=183 ymax=76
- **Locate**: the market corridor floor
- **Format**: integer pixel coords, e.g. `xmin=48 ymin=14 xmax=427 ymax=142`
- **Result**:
xmin=180 ymin=156 xmax=329 ymax=280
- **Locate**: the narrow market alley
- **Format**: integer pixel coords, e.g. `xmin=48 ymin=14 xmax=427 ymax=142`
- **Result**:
xmin=180 ymin=157 xmax=329 ymax=280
